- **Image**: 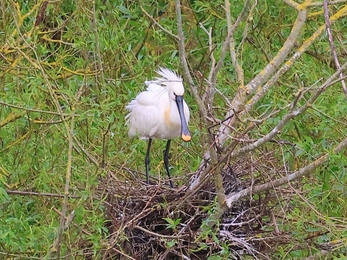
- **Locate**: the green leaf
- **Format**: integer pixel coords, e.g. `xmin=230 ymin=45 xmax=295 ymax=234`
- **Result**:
xmin=117 ymin=6 xmax=132 ymax=15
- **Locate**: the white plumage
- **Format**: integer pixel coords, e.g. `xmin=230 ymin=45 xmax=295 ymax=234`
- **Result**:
xmin=126 ymin=67 xmax=190 ymax=141
xmin=125 ymin=67 xmax=191 ymax=187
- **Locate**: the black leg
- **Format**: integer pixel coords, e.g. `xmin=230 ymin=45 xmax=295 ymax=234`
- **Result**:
xmin=145 ymin=138 xmax=152 ymax=184
xmin=164 ymin=140 xmax=174 ymax=188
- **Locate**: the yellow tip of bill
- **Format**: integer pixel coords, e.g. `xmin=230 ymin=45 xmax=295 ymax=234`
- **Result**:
xmin=182 ymin=134 xmax=191 ymax=142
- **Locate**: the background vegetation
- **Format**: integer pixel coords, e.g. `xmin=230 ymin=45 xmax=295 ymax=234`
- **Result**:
xmin=1 ymin=0 xmax=347 ymax=259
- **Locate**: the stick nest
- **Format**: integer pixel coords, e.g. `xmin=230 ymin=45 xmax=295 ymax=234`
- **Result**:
xmin=98 ymin=153 xmax=290 ymax=259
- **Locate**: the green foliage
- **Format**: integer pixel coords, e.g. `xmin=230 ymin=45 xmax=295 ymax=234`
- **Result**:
xmin=1 ymin=0 xmax=347 ymax=258
xmin=163 ymin=217 xmax=182 ymax=231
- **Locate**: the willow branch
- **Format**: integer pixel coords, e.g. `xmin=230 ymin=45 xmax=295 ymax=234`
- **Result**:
xmin=197 ymin=23 xmax=226 ymax=207
xmin=175 ymin=0 xmax=225 ymax=204
xmin=188 ymin=0 xmax=250 ymax=191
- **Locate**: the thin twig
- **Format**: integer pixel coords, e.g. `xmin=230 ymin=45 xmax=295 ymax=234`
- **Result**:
xmin=210 ymin=0 xmax=250 ymax=89
xmin=6 ymin=190 xmax=80 ymax=198
xmin=199 ymin=23 xmax=215 ymax=105
xmin=53 ymin=111 xmax=75 ymax=259
xmin=53 ymin=207 xmax=93 ymax=236
xmin=92 ymin=0 xmax=105 ymax=99
xmin=110 ymin=247 xmax=137 ymax=260
xmin=11 ymin=8 xmax=80 ymax=257
xmin=198 ymin=22 xmax=226 ymax=214
xmin=134 ymin=225 xmax=188 ymax=239
xmin=140 ymin=6 xmax=179 ymax=40
xmin=323 ymin=0 xmax=347 ymax=98
xmin=309 ymin=0 xmax=346 ymax=6
xmin=0 ymin=101 xmax=75 ymax=116
xmin=225 ymin=0 xmax=244 ymax=86
xmin=175 ymin=0 xmax=207 ymax=118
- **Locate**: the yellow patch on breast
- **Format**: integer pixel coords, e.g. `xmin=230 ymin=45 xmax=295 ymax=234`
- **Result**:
xmin=164 ymin=105 xmax=173 ymax=127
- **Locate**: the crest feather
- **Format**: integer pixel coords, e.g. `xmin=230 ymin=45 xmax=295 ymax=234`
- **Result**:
xmin=155 ymin=67 xmax=182 ymax=83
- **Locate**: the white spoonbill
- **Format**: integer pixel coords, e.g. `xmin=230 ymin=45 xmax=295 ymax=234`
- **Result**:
xmin=125 ymin=67 xmax=191 ymax=187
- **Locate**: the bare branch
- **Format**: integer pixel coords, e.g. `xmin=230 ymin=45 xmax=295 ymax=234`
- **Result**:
xmin=190 ymin=61 xmax=347 ymax=196
xmin=200 ymin=23 xmax=216 ymax=106
xmin=223 ymin=62 xmax=347 ymax=207
xmin=216 ymin=4 xmax=307 ymax=147
xmin=245 ymin=5 xmax=347 ymax=113
xmin=199 ymin=24 xmax=215 ymax=83
xmin=188 ymin=0 xmax=250 ymax=191
xmin=226 ymin=61 xmax=347 ymax=161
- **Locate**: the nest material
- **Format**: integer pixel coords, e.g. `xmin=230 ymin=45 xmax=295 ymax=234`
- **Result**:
xmin=98 ymin=152 xmax=291 ymax=259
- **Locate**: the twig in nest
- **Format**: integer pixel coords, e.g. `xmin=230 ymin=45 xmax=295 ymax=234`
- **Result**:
xmin=134 ymin=225 xmax=188 ymax=239
xmin=110 ymin=247 xmax=137 ymax=260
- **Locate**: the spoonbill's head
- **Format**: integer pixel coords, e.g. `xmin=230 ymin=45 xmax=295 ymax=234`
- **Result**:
xmin=156 ymin=67 xmax=191 ymax=142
